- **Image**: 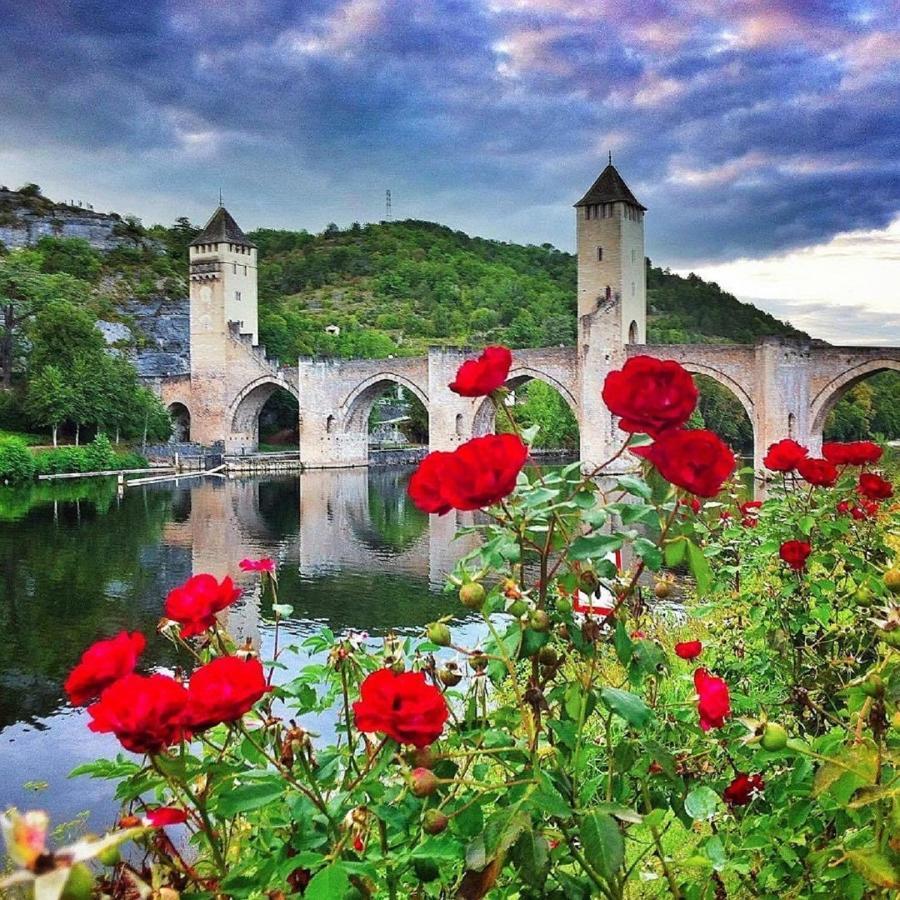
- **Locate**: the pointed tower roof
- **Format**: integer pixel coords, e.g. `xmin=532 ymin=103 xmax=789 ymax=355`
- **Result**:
xmin=190 ymin=206 xmax=256 ymax=248
xmin=575 ymin=163 xmax=646 ymax=210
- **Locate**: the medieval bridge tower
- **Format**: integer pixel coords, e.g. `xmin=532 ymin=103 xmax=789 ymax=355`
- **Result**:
xmin=155 ymin=168 xmax=900 ymax=472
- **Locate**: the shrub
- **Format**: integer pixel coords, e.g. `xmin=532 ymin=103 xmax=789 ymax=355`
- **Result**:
xmin=0 ymin=435 xmax=35 ymax=483
xmin=3 ymin=351 xmax=898 ymax=899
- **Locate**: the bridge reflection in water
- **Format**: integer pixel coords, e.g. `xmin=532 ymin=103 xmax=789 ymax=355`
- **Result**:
xmin=0 ymin=468 xmax=478 ymax=828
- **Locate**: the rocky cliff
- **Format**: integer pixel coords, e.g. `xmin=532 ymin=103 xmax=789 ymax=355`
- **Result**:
xmin=0 ymin=186 xmax=132 ymax=251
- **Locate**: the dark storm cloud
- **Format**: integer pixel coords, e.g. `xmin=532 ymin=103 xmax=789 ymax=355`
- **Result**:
xmin=0 ymin=0 xmax=897 ymax=262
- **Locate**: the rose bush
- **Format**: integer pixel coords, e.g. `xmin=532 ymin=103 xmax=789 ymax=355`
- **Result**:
xmin=3 ymin=348 xmax=898 ymax=900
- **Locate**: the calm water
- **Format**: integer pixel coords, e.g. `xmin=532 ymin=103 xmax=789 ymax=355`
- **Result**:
xmin=0 ymin=468 xmax=479 ymax=832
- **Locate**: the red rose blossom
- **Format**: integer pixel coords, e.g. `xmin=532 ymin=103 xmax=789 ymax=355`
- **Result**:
xmin=634 ymin=429 xmax=735 ymax=498
xmin=145 ymin=807 xmax=189 ymax=828
xmin=679 ymin=497 xmax=701 ymax=514
xmin=822 ymin=441 xmax=883 ymax=467
xmin=441 ymin=433 xmax=529 ymax=511
xmin=740 ymin=500 xmax=762 ymax=528
xmin=184 ymin=656 xmax=270 ymax=731
xmin=763 ymin=439 xmax=808 ymax=472
xmin=694 ymin=668 xmax=730 ymax=731
xmin=723 ymin=773 xmax=765 ymax=806
xmin=239 ymin=557 xmax=275 ymax=573
xmin=87 ymin=673 xmax=189 ymax=754
xmin=164 ymin=574 xmax=242 ymax=638
xmin=353 ymin=669 xmax=449 ymax=748
xmin=64 ymin=631 xmax=146 ymax=706
xmin=858 ymin=472 xmax=893 ymax=501
xmin=449 ymin=346 xmax=512 ymax=396
xmin=797 ymin=457 xmax=837 ymax=487
xmin=780 ymin=540 xmax=811 ymax=571
xmin=407 ymin=451 xmax=453 ymax=515
xmin=602 ymin=356 xmax=698 ymax=437
xmin=675 ymin=640 xmax=702 ymax=660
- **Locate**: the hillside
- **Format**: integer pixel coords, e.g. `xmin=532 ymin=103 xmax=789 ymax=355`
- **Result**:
xmin=241 ymin=220 xmax=807 ymax=362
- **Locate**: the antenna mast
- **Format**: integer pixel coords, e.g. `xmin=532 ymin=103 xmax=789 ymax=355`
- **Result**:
xmin=385 ymin=189 xmax=392 ymax=222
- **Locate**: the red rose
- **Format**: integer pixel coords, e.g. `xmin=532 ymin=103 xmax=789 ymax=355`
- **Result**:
xmin=353 ymin=669 xmax=448 ymax=748
xmin=449 ymin=346 xmax=512 ymax=397
xmin=184 ymin=656 xmax=270 ymax=731
xmin=823 ymin=441 xmax=882 ymax=467
xmin=779 ymin=539 xmax=811 ymax=571
xmin=144 ymin=807 xmax=189 ymax=828
xmin=723 ymin=773 xmax=764 ymax=806
xmin=87 ymin=673 xmax=189 ymax=754
xmin=858 ymin=473 xmax=893 ymax=501
xmin=675 ymin=640 xmax=702 ymax=660
xmin=602 ymin=356 xmax=698 ymax=437
xmin=164 ymin=574 xmax=242 ymax=638
xmin=739 ymin=500 xmax=762 ymax=528
xmin=407 ymin=451 xmax=453 ymax=515
xmin=64 ymin=631 xmax=146 ymax=706
xmin=634 ymin=429 xmax=735 ymax=498
xmin=797 ymin=457 xmax=837 ymax=487
xmin=439 ymin=433 xmax=529 ymax=511
xmin=694 ymin=668 xmax=730 ymax=731
xmin=763 ymin=439 xmax=808 ymax=472
xmin=679 ymin=497 xmax=701 ymax=514
xmin=239 ymin=557 xmax=275 ymax=573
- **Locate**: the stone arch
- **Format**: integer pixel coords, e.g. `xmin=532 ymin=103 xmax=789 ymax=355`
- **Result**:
xmin=628 ymin=320 xmax=639 ymax=344
xmin=228 ymin=376 xmax=301 ymax=449
xmin=810 ymin=359 xmax=900 ymax=436
xmin=472 ymin=367 xmax=579 ymax=438
xmin=677 ymin=362 xmax=755 ymax=426
xmin=167 ymin=402 xmax=191 ymax=442
xmin=341 ymin=373 xmax=429 ymax=434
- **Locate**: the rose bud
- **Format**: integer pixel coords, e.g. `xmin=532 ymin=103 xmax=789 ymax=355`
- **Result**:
xmin=426 ymin=622 xmax=451 ymax=647
xmin=438 ymin=663 xmax=463 ymax=687
xmin=760 ymin=722 xmax=788 ymax=751
xmin=459 ymin=582 xmax=486 ymax=610
xmin=529 ymin=610 xmax=551 ymax=632
xmin=410 ymin=767 xmax=439 ymax=798
xmin=422 ymin=809 xmax=449 ymax=835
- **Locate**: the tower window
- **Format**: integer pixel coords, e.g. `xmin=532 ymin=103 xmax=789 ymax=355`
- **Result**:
xmin=631 ymin=249 xmax=636 ymax=263
xmin=631 ymin=282 xmax=635 ymax=296
xmin=243 ymin=266 xmax=247 ymax=276
xmin=235 ymin=290 xmax=242 ymax=303
xmin=597 ymin=247 xmax=603 ymax=261
xmin=233 ymin=263 xmax=237 ymax=274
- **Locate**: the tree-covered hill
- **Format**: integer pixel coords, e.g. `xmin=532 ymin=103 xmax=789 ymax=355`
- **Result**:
xmin=239 ymin=219 xmax=807 ymax=361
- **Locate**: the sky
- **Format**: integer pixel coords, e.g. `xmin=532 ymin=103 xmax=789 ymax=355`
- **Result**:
xmin=0 ymin=0 xmax=898 ymax=342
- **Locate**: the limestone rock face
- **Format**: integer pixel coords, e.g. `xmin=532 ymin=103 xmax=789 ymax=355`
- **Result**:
xmin=0 ymin=187 xmax=130 ymax=251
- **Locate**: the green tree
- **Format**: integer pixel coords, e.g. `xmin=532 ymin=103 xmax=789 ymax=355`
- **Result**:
xmin=27 ymin=299 xmax=105 ymax=373
xmin=25 ymin=365 xmax=71 ymax=445
xmin=0 ymin=253 xmax=91 ymax=386
xmin=35 ymin=237 xmax=102 ymax=282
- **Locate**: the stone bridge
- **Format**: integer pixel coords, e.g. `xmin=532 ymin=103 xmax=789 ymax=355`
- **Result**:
xmin=150 ymin=182 xmax=899 ymax=475
xmin=296 ymin=346 xmax=579 ymax=468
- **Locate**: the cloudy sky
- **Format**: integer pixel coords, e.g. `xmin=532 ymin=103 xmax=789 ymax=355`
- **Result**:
xmin=1 ymin=0 xmax=898 ymax=342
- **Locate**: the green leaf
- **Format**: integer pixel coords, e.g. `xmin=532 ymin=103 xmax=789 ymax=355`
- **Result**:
xmin=633 ymin=538 xmax=663 ymax=571
xmin=798 ymin=515 xmax=815 ymax=536
xmin=845 ymin=850 xmax=900 ymax=889
xmin=684 ymin=786 xmax=719 ymax=821
xmin=570 ymin=533 xmax=624 ymax=561
xmin=615 ymin=474 xmax=652 ymax=500
xmin=580 ymin=810 xmax=624 ymax=881
xmin=812 ymin=745 xmax=877 ymax=798
xmin=573 ymin=489 xmax=596 ymax=509
xmin=686 ymin=540 xmax=712 ymax=596
xmin=614 ymin=619 xmax=634 ymax=666
xmin=215 ymin=775 xmax=286 ymax=817
xmin=511 ymin=829 xmax=550 ymax=885
xmin=304 ymin=863 xmax=350 ymax=900
xmin=664 ymin=537 xmax=687 ymax=567
xmin=599 ymin=687 xmax=652 ymax=727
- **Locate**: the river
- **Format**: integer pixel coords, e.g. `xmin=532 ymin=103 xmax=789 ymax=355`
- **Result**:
xmin=0 ymin=468 xmax=482 ymax=833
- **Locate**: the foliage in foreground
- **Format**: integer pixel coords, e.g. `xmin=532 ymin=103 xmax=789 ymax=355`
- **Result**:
xmin=2 ymin=351 xmax=899 ymax=900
